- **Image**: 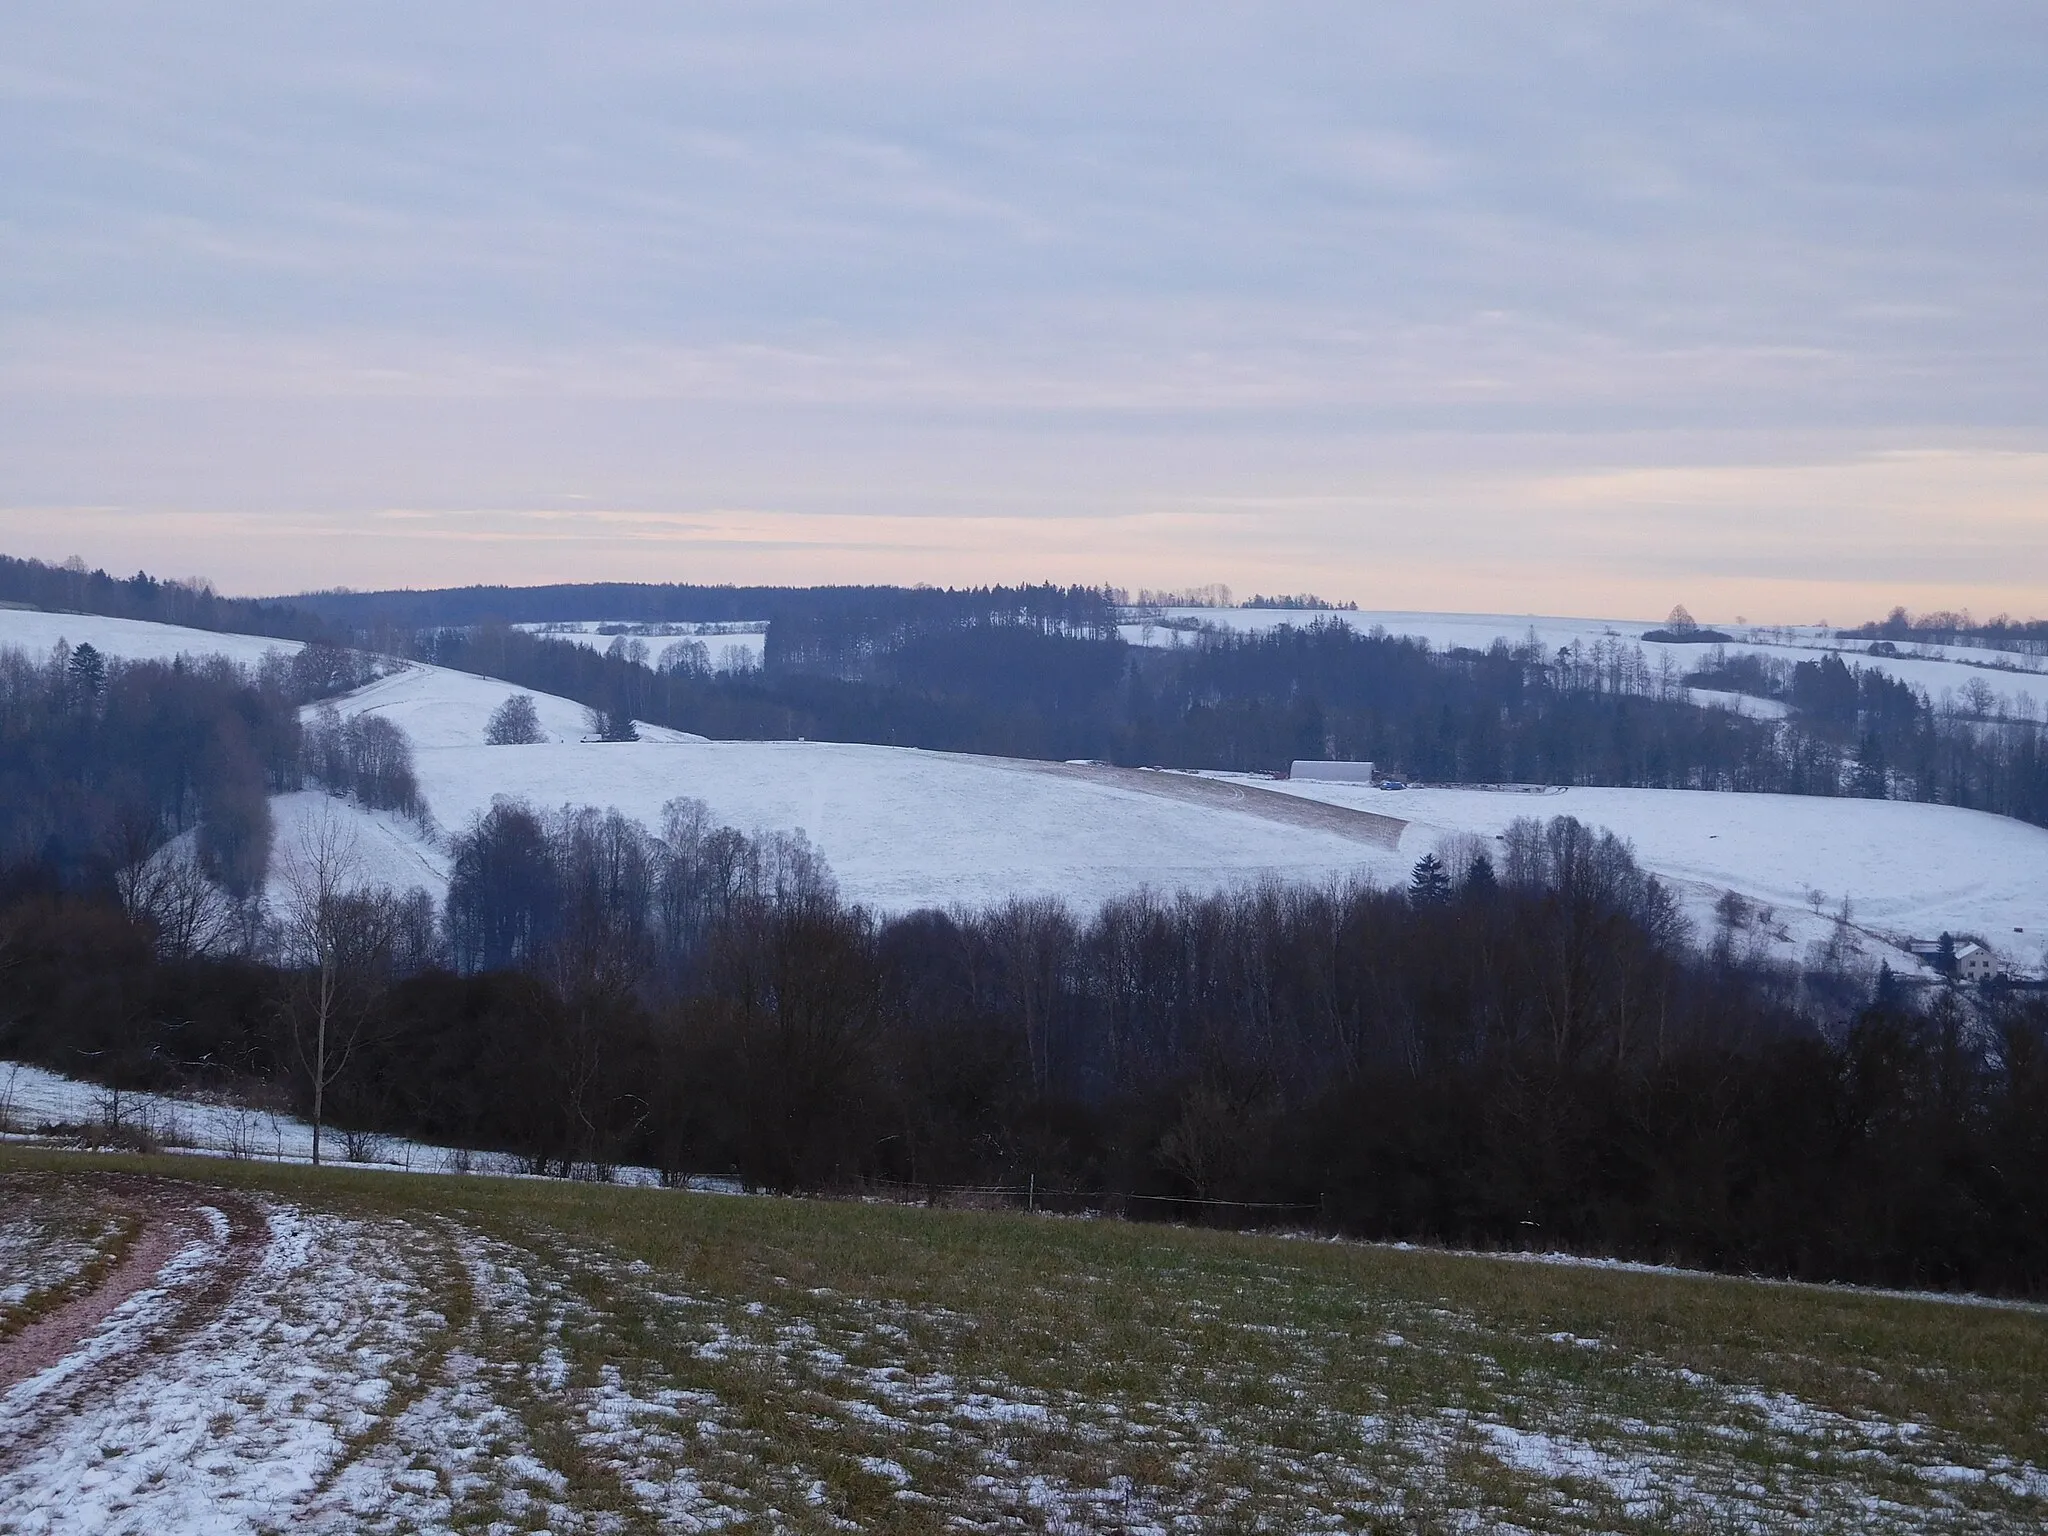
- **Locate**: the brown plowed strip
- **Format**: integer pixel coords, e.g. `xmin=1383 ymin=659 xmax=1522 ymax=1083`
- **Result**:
xmin=992 ymin=757 xmax=1408 ymax=849
xmin=0 ymin=1177 xmax=264 ymax=1396
xmin=0 ymin=1209 xmax=189 ymax=1393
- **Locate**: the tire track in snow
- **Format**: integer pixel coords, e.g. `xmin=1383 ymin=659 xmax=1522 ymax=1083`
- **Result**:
xmin=0 ymin=1176 xmax=261 ymax=1403
xmin=1001 ymin=756 xmax=1408 ymax=848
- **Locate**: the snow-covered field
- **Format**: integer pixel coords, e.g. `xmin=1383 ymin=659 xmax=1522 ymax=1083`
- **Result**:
xmin=516 ymin=619 xmax=768 ymax=670
xmin=392 ymin=740 xmax=1401 ymax=915
xmin=1245 ymin=778 xmax=2048 ymax=976
xmin=1125 ymin=608 xmax=2048 ymax=718
xmin=0 ymin=1059 xmax=674 ymax=1187
xmin=2 ymin=1164 xmax=2043 ymax=1533
xmin=269 ymin=790 xmax=452 ymax=900
xmin=318 ymin=663 xmax=706 ymax=749
xmin=0 ymin=608 xmax=302 ymax=668
xmin=1 ymin=1059 xmax=480 ymax=1176
xmin=275 ymin=717 xmax=2045 ymax=974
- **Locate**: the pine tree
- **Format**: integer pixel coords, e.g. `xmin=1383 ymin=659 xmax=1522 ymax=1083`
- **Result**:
xmin=66 ymin=640 xmax=106 ymax=704
xmin=1464 ymin=853 xmax=1497 ymax=896
xmin=584 ymin=702 xmax=640 ymax=743
xmin=1409 ymin=852 xmax=1451 ymax=905
xmin=1935 ymin=931 xmax=1957 ymax=979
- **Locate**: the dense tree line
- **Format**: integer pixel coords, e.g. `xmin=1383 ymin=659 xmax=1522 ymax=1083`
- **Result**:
xmin=288 ymin=578 xmax=1120 ymax=640
xmin=0 ymin=553 xmax=337 ymax=643
xmin=5 ymin=786 xmax=2045 ymax=1294
xmin=0 ymin=640 xmax=397 ymax=907
xmin=1843 ymin=604 xmax=2048 ymax=656
xmin=1 ymin=643 xmax=298 ymax=901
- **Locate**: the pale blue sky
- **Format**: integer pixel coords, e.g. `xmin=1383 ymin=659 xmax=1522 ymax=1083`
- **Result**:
xmin=2 ymin=3 xmax=2044 ymax=617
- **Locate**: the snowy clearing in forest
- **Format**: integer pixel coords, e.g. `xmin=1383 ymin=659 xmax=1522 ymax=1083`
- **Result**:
xmin=516 ymin=619 xmax=769 ymax=671
xmin=2 ymin=1163 xmax=2045 ymax=1535
xmin=313 ymin=663 xmax=706 ymax=749
xmin=397 ymin=741 xmax=1405 ymax=915
xmin=279 ymin=723 xmax=2045 ymax=974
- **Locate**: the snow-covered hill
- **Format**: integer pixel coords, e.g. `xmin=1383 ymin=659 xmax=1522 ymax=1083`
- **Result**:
xmin=1248 ymin=776 xmax=2048 ymax=977
xmin=319 ymin=664 xmax=705 ymax=749
xmin=0 ymin=606 xmax=706 ymax=748
xmin=7 ymin=607 xmax=2041 ymax=976
xmin=0 ymin=608 xmax=303 ymax=668
xmin=392 ymin=740 xmax=1404 ymax=915
xmin=1124 ymin=608 xmax=2048 ymax=719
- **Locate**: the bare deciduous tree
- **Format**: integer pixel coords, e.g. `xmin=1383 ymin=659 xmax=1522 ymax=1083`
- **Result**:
xmin=484 ymin=692 xmax=545 ymax=745
xmin=275 ymin=807 xmax=392 ymax=1166
xmin=116 ymin=838 xmax=238 ymax=960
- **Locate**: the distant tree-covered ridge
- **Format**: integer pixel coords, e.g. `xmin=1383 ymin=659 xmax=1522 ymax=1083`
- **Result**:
xmin=279 ymin=578 xmax=1122 ymax=635
xmin=6 ymin=553 xmax=2044 ymax=827
xmin=1841 ymin=604 xmax=2048 ymax=656
xmin=0 ymin=553 xmax=336 ymax=643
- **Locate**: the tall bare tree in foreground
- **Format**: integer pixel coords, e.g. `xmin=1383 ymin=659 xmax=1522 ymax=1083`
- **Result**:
xmin=276 ymin=807 xmax=392 ymax=1165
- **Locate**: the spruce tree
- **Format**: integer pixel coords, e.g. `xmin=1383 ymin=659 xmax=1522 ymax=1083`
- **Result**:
xmin=1409 ymin=852 xmax=1451 ymax=905
xmin=65 ymin=640 xmax=106 ymax=704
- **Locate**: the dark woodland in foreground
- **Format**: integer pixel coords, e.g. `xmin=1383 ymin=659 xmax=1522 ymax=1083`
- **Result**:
xmin=9 ymin=819 xmax=2047 ymax=1297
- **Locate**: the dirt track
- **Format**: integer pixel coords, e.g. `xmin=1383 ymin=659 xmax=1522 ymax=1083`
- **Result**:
xmin=995 ymin=759 xmax=1408 ymax=849
xmin=0 ymin=1173 xmax=264 ymax=1400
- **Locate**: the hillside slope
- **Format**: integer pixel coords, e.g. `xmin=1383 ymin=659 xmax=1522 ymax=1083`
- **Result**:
xmin=7 ymin=606 xmax=2039 ymax=973
xmin=1255 ymin=777 xmax=2048 ymax=975
xmin=1130 ymin=608 xmax=2048 ymax=716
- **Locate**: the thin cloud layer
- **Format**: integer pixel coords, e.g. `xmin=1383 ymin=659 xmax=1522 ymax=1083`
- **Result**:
xmin=1 ymin=2 xmax=2043 ymax=615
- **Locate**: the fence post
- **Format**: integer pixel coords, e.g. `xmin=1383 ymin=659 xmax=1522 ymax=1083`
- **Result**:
xmin=1029 ymin=1174 xmax=1035 ymax=1214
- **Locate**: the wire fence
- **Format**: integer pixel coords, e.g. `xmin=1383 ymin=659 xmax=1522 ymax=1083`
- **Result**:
xmin=850 ymin=1175 xmax=1322 ymax=1224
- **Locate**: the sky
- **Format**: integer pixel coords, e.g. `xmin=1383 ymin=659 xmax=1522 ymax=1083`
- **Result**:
xmin=1 ymin=2 xmax=2044 ymax=621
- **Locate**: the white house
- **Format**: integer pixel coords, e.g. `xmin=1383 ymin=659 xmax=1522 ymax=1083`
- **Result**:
xmin=1953 ymin=942 xmax=1999 ymax=982
xmin=1909 ymin=938 xmax=2002 ymax=982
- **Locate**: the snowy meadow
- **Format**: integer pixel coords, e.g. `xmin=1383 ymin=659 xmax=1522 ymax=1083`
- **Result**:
xmin=3 ymin=1149 xmax=2047 ymax=1535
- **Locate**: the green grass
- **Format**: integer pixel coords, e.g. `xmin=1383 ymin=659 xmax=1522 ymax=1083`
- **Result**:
xmin=0 ymin=1174 xmax=139 ymax=1342
xmin=5 ymin=1144 xmax=2046 ymax=1534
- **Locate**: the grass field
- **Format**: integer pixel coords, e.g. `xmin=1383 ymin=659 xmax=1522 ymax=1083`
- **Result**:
xmin=2 ymin=1146 xmax=2045 ymax=1534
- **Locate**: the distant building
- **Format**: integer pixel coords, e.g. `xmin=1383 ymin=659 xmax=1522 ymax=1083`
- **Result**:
xmin=1954 ymin=943 xmax=1999 ymax=982
xmin=1289 ymin=760 xmax=1374 ymax=783
xmin=1907 ymin=938 xmax=2002 ymax=982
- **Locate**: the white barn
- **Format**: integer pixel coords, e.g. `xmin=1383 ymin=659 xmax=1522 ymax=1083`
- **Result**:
xmin=1290 ymin=760 xmax=1374 ymax=784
